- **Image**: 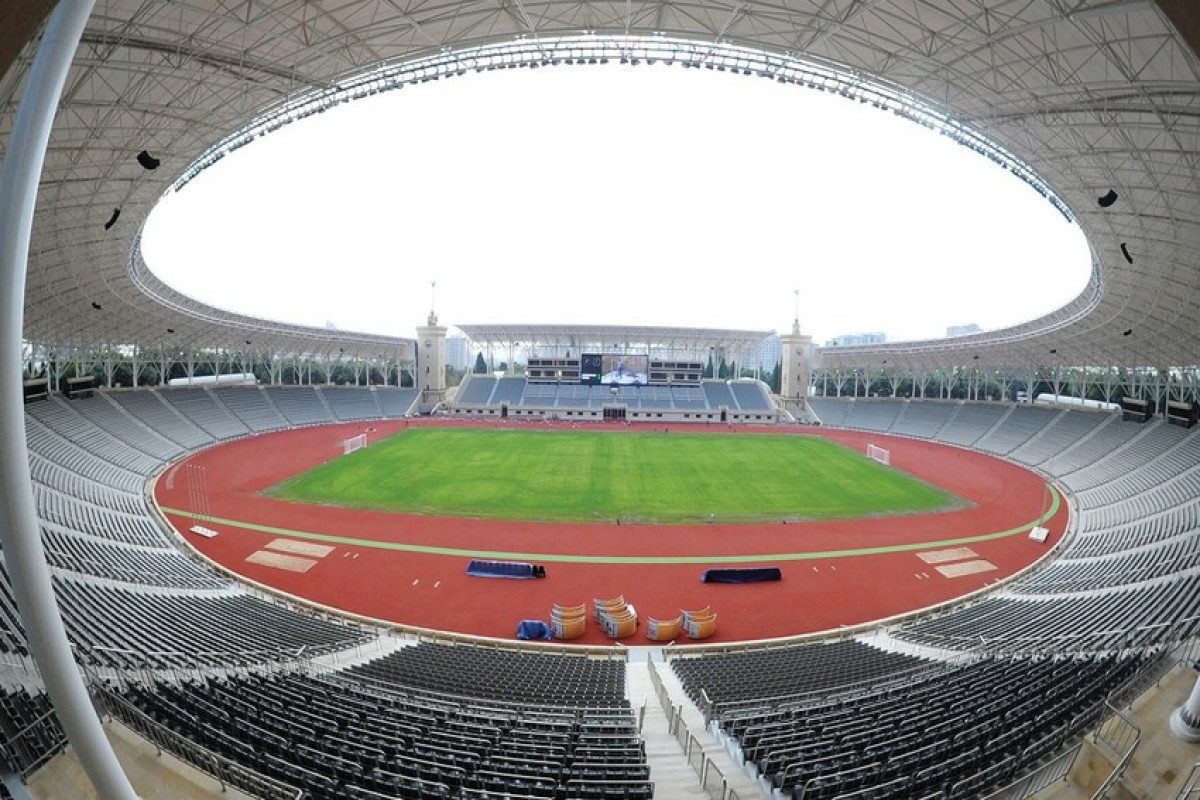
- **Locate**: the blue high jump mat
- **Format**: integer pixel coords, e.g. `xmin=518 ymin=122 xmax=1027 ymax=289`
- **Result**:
xmin=702 ymin=566 xmax=782 ymax=584
xmin=467 ymin=559 xmax=545 ymax=579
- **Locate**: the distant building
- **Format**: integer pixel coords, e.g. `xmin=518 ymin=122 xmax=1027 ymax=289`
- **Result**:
xmin=946 ymin=323 xmax=982 ymax=337
xmin=824 ymin=332 xmax=887 ymax=348
xmin=446 ymin=335 xmax=472 ymax=371
xmin=756 ymin=335 xmax=782 ymax=370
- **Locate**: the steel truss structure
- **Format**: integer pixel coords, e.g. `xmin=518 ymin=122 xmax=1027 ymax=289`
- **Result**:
xmin=457 ymin=322 xmax=773 ymax=374
xmin=1 ymin=1 xmax=1198 ymax=389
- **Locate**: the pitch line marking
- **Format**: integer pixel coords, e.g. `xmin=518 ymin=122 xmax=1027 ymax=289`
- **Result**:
xmin=160 ymin=486 xmax=1060 ymax=566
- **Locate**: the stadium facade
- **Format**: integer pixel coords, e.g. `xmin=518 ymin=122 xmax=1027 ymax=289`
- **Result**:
xmin=3 ymin=2 xmax=1200 ymax=799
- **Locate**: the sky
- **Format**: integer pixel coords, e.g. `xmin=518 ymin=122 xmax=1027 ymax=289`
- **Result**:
xmin=141 ymin=62 xmax=1091 ymax=345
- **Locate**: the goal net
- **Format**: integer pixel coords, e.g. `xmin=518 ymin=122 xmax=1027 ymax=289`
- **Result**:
xmin=343 ymin=433 xmax=368 ymax=456
xmin=867 ymin=443 xmax=890 ymax=466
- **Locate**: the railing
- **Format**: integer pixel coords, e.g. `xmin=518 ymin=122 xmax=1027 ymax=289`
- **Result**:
xmin=1176 ymin=762 xmax=1200 ymax=800
xmin=96 ymin=686 xmax=303 ymax=800
xmin=564 ymin=778 xmax=654 ymax=797
xmin=904 ymin=614 xmax=1200 ymax=657
xmin=647 ymin=659 xmax=738 ymax=800
xmin=980 ymin=743 xmax=1081 ymax=800
xmin=2 ymin=705 xmax=67 ymax=778
xmin=1090 ymin=703 xmax=1141 ymax=800
xmin=705 ymin=656 xmax=960 ymax=723
xmin=647 ymin=658 xmax=677 ymax=721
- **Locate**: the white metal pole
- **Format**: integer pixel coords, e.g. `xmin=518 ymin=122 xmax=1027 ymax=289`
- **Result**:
xmin=1171 ymin=670 xmax=1200 ymax=742
xmin=0 ymin=1 xmax=140 ymax=797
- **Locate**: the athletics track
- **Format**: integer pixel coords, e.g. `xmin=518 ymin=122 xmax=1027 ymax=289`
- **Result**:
xmin=155 ymin=419 xmax=1067 ymax=646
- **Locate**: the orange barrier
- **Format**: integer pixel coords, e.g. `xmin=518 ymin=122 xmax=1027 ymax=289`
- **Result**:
xmin=601 ymin=613 xmax=637 ymax=639
xmin=593 ymin=594 xmax=627 ymax=620
xmin=552 ymin=602 xmax=587 ymax=620
xmin=550 ymin=602 xmax=587 ymax=640
xmin=684 ymin=612 xmax=717 ymax=640
xmin=646 ymin=615 xmax=682 ymax=642
xmin=551 ymin=615 xmax=587 ymax=640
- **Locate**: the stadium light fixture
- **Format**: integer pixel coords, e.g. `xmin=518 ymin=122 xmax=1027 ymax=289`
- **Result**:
xmin=136 ymin=150 xmax=160 ymax=170
xmin=165 ymin=36 xmax=1073 ymax=224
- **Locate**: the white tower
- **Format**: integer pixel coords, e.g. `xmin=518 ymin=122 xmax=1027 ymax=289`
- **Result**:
xmin=780 ymin=289 xmax=813 ymax=414
xmin=416 ymin=282 xmax=447 ymax=413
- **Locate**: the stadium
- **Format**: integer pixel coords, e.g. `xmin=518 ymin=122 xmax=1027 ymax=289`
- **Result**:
xmin=1 ymin=2 xmax=1199 ymax=800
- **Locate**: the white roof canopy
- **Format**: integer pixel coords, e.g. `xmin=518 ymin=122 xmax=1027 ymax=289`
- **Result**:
xmin=2 ymin=1 xmax=1197 ymax=371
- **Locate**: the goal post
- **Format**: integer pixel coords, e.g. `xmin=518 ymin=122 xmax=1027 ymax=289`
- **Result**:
xmin=866 ymin=443 xmax=890 ymax=466
xmin=343 ymin=433 xmax=368 ymax=456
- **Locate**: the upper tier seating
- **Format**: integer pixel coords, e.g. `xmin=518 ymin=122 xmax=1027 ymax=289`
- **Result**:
xmin=107 ymin=390 xmax=215 ymax=450
xmin=729 ymin=381 xmax=774 ymax=411
xmin=159 ymin=388 xmax=251 ymax=439
xmin=455 ymin=375 xmax=497 ymax=405
xmin=318 ymin=386 xmax=385 ymax=421
xmin=211 ymin=386 xmax=288 ymax=431
xmin=265 ymin=386 xmax=334 ymax=426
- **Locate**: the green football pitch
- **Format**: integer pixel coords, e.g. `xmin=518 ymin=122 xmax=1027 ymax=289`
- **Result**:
xmin=269 ymin=428 xmax=958 ymax=524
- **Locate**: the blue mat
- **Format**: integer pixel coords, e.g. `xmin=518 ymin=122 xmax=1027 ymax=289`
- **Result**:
xmin=467 ymin=559 xmax=536 ymax=579
xmin=517 ymin=620 xmax=552 ymax=640
xmin=702 ymin=566 xmax=782 ymax=583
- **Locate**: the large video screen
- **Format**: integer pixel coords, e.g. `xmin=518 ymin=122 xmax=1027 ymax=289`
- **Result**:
xmin=580 ymin=353 xmax=649 ymax=386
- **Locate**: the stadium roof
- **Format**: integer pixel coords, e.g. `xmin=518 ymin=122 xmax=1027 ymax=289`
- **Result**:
xmin=2 ymin=1 xmax=1199 ymax=372
xmin=455 ymin=324 xmax=773 ymax=353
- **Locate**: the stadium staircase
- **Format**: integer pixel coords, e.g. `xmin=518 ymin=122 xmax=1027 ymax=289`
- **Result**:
xmin=627 ymin=650 xmax=768 ymax=800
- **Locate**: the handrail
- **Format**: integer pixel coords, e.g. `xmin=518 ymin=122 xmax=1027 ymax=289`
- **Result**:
xmin=319 ymin=668 xmax=635 ymax=719
xmin=708 ymin=658 xmax=959 ymax=720
xmin=1089 ymin=702 xmax=1140 ymax=800
xmin=1175 ymin=762 xmax=1200 ymax=800
xmin=897 ymin=615 xmax=1200 ymax=660
xmin=979 ymin=744 xmax=1080 ymax=800
xmin=1 ymin=705 xmax=68 ymax=777
xmin=979 ymin=640 xmax=1192 ymax=800
xmin=95 ymin=686 xmax=303 ymax=800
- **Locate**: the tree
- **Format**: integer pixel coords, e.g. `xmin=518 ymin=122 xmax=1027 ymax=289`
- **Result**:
xmin=767 ymin=360 xmax=782 ymax=394
xmin=473 ymin=353 xmax=488 ymax=374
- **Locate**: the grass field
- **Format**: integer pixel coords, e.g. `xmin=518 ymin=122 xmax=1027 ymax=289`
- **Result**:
xmin=270 ymin=429 xmax=955 ymax=522
xmin=268 ymin=428 xmax=959 ymax=523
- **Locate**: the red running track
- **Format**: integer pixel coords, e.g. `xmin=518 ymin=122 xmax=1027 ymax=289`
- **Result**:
xmin=155 ymin=419 xmax=1066 ymax=646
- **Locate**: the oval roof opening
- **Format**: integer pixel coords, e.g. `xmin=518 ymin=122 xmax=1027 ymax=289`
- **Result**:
xmin=142 ymin=39 xmax=1090 ymax=344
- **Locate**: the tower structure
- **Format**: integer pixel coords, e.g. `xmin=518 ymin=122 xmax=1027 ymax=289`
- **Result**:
xmin=780 ymin=290 xmax=813 ymax=411
xmin=416 ymin=283 xmax=447 ymax=413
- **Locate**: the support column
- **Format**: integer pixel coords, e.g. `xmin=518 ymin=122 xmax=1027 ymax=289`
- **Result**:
xmin=1170 ymin=670 xmax=1200 ymax=742
xmin=0 ymin=1 xmax=139 ymax=798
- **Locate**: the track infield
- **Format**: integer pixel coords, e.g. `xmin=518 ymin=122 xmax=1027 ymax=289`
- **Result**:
xmin=267 ymin=428 xmax=960 ymax=523
xmin=156 ymin=419 xmax=1067 ymax=645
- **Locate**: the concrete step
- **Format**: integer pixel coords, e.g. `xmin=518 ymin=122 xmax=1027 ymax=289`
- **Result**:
xmin=627 ymin=648 xmax=771 ymax=799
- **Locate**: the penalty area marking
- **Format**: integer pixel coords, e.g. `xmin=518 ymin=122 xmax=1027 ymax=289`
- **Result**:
xmin=160 ymin=485 xmax=1060 ymax=567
